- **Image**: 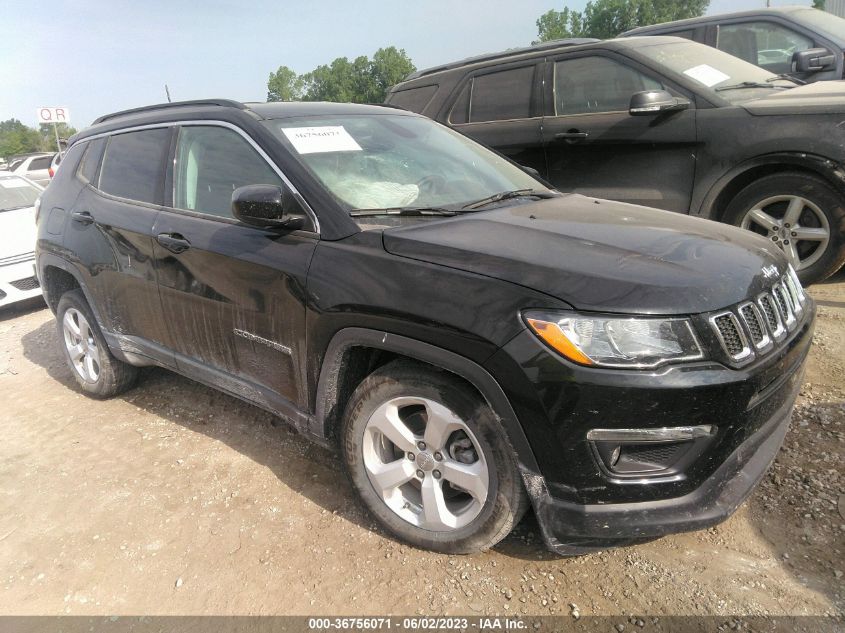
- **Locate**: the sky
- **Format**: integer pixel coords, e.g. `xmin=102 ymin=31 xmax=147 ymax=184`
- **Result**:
xmin=1 ymin=0 xmax=815 ymax=128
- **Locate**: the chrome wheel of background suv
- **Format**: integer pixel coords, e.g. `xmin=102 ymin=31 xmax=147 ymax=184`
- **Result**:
xmin=362 ymin=395 xmax=489 ymax=531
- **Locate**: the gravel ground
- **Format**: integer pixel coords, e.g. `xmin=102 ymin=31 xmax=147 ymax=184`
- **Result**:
xmin=0 ymin=276 xmax=842 ymax=621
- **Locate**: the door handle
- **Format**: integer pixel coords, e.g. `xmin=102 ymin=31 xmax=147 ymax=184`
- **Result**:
xmin=555 ymin=131 xmax=589 ymax=143
xmin=71 ymin=211 xmax=94 ymax=225
xmin=156 ymin=233 xmax=191 ymax=254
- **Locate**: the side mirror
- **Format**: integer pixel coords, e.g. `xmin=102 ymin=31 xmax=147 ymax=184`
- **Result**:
xmin=231 ymin=184 xmax=305 ymax=230
xmin=793 ymin=47 xmax=835 ymax=73
xmin=629 ymin=90 xmax=690 ymax=116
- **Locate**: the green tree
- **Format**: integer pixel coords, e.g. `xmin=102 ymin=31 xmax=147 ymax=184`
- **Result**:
xmin=38 ymin=123 xmax=77 ymax=152
xmin=536 ymin=0 xmax=710 ymax=42
xmin=812 ymin=0 xmax=826 ymax=10
xmin=266 ymin=46 xmax=415 ymax=104
xmin=0 ymin=119 xmax=43 ymax=159
xmin=267 ymin=65 xmax=304 ymax=101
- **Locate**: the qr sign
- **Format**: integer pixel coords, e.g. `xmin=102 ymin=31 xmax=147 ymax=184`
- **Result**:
xmin=37 ymin=107 xmax=70 ymax=124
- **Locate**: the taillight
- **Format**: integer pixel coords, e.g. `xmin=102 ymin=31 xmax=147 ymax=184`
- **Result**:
xmin=48 ymin=168 xmax=55 ymax=178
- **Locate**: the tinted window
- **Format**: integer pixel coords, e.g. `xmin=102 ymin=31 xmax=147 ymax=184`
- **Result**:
xmin=717 ymin=22 xmax=814 ymax=73
xmin=77 ymin=138 xmax=106 ymax=184
xmin=99 ymin=128 xmax=171 ymax=204
xmin=664 ymin=29 xmax=695 ymax=40
xmin=388 ymin=85 xmax=438 ymax=113
xmin=28 ymin=156 xmax=52 ymax=170
xmin=173 ymin=126 xmax=283 ymax=218
xmin=468 ymin=66 xmax=535 ymax=122
xmin=554 ymin=56 xmax=663 ymax=116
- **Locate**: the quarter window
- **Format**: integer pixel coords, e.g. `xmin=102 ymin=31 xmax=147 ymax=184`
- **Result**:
xmin=76 ymin=138 xmax=106 ymax=184
xmin=388 ymin=85 xmax=438 ymax=113
xmin=173 ymin=126 xmax=283 ymax=219
xmin=553 ymin=56 xmax=663 ymax=116
xmin=28 ymin=156 xmax=52 ymax=170
xmin=717 ymin=22 xmax=814 ymax=73
xmin=99 ymin=128 xmax=171 ymax=204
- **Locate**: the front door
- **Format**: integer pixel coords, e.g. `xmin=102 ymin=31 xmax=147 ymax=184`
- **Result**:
xmin=153 ymin=124 xmax=317 ymax=407
xmin=542 ymin=53 xmax=698 ymax=212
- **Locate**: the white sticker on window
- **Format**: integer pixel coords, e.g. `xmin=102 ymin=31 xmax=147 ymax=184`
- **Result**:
xmin=683 ymin=64 xmax=730 ymax=87
xmin=0 ymin=179 xmax=29 ymax=189
xmin=281 ymin=126 xmax=362 ymax=154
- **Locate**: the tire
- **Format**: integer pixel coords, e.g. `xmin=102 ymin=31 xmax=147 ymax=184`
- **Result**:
xmin=341 ymin=360 xmax=529 ymax=554
xmin=723 ymin=171 xmax=845 ymax=285
xmin=56 ymin=289 xmax=138 ymax=398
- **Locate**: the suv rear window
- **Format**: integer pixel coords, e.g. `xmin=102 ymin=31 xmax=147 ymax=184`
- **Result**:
xmin=388 ymin=85 xmax=438 ymax=113
xmin=98 ymin=128 xmax=171 ymax=204
xmin=450 ymin=66 xmax=535 ymax=124
xmin=29 ymin=156 xmax=52 ymax=170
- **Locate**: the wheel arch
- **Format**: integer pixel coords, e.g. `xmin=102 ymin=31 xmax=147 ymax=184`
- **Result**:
xmin=314 ymin=327 xmax=542 ymax=476
xmin=698 ymin=153 xmax=845 ymax=222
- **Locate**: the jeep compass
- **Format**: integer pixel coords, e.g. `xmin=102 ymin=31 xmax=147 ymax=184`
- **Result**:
xmin=35 ymin=100 xmax=814 ymax=554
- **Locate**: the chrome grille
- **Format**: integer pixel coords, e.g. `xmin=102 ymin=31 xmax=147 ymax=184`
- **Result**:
xmin=709 ymin=270 xmax=807 ymax=364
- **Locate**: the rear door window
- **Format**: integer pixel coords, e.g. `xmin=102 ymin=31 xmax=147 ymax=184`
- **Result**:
xmin=98 ymin=128 xmax=171 ymax=204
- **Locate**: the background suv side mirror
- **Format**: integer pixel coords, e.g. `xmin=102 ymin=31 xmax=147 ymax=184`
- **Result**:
xmin=232 ymin=184 xmax=305 ymax=230
xmin=629 ymin=90 xmax=690 ymax=116
xmin=793 ymin=48 xmax=836 ymax=73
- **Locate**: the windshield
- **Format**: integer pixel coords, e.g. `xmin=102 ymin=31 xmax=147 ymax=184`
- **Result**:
xmin=635 ymin=40 xmax=796 ymax=103
xmin=0 ymin=175 xmax=41 ymax=211
xmin=267 ymin=114 xmax=545 ymax=218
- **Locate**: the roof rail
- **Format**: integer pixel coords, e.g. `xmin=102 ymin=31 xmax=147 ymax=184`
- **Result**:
xmin=404 ymin=38 xmax=600 ymax=80
xmin=92 ymin=99 xmax=247 ymax=125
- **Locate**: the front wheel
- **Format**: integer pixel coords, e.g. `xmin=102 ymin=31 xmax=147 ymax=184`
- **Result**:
xmin=724 ymin=172 xmax=845 ymax=285
xmin=341 ymin=361 xmax=528 ymax=554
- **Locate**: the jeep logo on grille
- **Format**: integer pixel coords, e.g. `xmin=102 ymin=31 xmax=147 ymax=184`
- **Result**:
xmin=761 ymin=265 xmax=779 ymax=280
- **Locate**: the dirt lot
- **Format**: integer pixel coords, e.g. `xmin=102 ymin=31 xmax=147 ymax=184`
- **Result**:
xmin=0 ymin=277 xmax=843 ymax=621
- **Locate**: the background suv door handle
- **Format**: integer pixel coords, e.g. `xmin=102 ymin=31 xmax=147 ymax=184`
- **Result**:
xmin=156 ymin=233 xmax=191 ymax=254
xmin=555 ymin=130 xmax=589 ymax=143
xmin=71 ymin=211 xmax=94 ymax=225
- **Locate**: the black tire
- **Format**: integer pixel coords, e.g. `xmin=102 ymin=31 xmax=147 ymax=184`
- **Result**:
xmin=341 ymin=360 xmax=529 ymax=554
xmin=56 ymin=289 xmax=138 ymax=398
xmin=724 ymin=171 xmax=845 ymax=285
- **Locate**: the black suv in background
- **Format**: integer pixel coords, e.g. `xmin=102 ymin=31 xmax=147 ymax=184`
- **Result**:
xmin=386 ymin=36 xmax=845 ymax=285
xmin=623 ymin=6 xmax=845 ymax=83
xmin=37 ymin=99 xmax=814 ymax=555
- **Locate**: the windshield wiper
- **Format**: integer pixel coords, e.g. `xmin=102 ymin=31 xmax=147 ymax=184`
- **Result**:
xmin=350 ymin=206 xmax=458 ymax=218
xmin=715 ymin=81 xmax=791 ymax=92
xmin=461 ymin=189 xmax=557 ymax=210
xmin=766 ymin=73 xmax=805 ymax=85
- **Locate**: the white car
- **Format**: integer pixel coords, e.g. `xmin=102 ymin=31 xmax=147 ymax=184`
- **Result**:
xmin=0 ymin=172 xmax=43 ymax=308
xmin=12 ymin=153 xmax=53 ymax=187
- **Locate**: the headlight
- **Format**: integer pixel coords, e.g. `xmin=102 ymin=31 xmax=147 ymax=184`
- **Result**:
xmin=524 ymin=311 xmax=704 ymax=369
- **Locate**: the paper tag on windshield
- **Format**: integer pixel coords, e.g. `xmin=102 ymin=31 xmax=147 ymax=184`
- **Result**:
xmin=0 ymin=179 xmax=29 ymax=189
xmin=683 ymin=64 xmax=730 ymax=87
xmin=282 ymin=126 xmax=362 ymax=154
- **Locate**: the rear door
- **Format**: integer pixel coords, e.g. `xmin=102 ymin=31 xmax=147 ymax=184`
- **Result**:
xmin=152 ymin=123 xmax=317 ymax=408
xmin=444 ymin=61 xmax=546 ymax=176
xmin=541 ymin=51 xmax=698 ymax=212
xmin=63 ymin=128 xmax=174 ymax=358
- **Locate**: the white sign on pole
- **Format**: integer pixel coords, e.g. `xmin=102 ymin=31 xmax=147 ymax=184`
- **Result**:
xmin=36 ymin=107 xmax=71 ymax=124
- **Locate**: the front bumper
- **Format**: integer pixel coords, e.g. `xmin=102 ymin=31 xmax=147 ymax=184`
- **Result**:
xmin=0 ymin=254 xmax=42 ymax=308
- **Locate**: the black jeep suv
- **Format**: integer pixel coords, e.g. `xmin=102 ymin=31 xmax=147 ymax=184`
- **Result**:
xmin=385 ymin=36 xmax=845 ymax=285
xmin=36 ymin=99 xmax=814 ymax=555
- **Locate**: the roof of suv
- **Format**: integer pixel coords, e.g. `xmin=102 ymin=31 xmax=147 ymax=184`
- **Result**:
xmin=623 ymin=6 xmax=825 ymax=36
xmin=72 ymin=100 xmax=413 ymax=144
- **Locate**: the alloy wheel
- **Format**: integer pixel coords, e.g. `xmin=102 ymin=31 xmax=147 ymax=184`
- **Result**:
xmin=362 ymin=396 xmax=489 ymax=532
xmin=740 ymin=194 xmax=830 ymax=271
xmin=62 ymin=308 xmax=101 ymax=383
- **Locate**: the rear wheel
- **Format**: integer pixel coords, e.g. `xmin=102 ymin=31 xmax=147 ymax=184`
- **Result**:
xmin=341 ymin=361 xmax=528 ymax=554
xmin=56 ymin=289 xmax=138 ymax=398
xmin=724 ymin=172 xmax=845 ymax=285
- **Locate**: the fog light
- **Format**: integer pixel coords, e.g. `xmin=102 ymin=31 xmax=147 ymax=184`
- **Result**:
xmin=588 ymin=425 xmax=716 ymax=478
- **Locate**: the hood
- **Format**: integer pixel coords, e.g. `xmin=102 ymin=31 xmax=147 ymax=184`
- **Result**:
xmin=742 ymin=81 xmax=845 ymax=115
xmin=0 ymin=205 xmax=37 ymax=260
xmin=382 ymin=195 xmax=786 ymax=315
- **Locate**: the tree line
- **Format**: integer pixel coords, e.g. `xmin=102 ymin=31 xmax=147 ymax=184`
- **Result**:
xmin=0 ymin=120 xmax=76 ymax=161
